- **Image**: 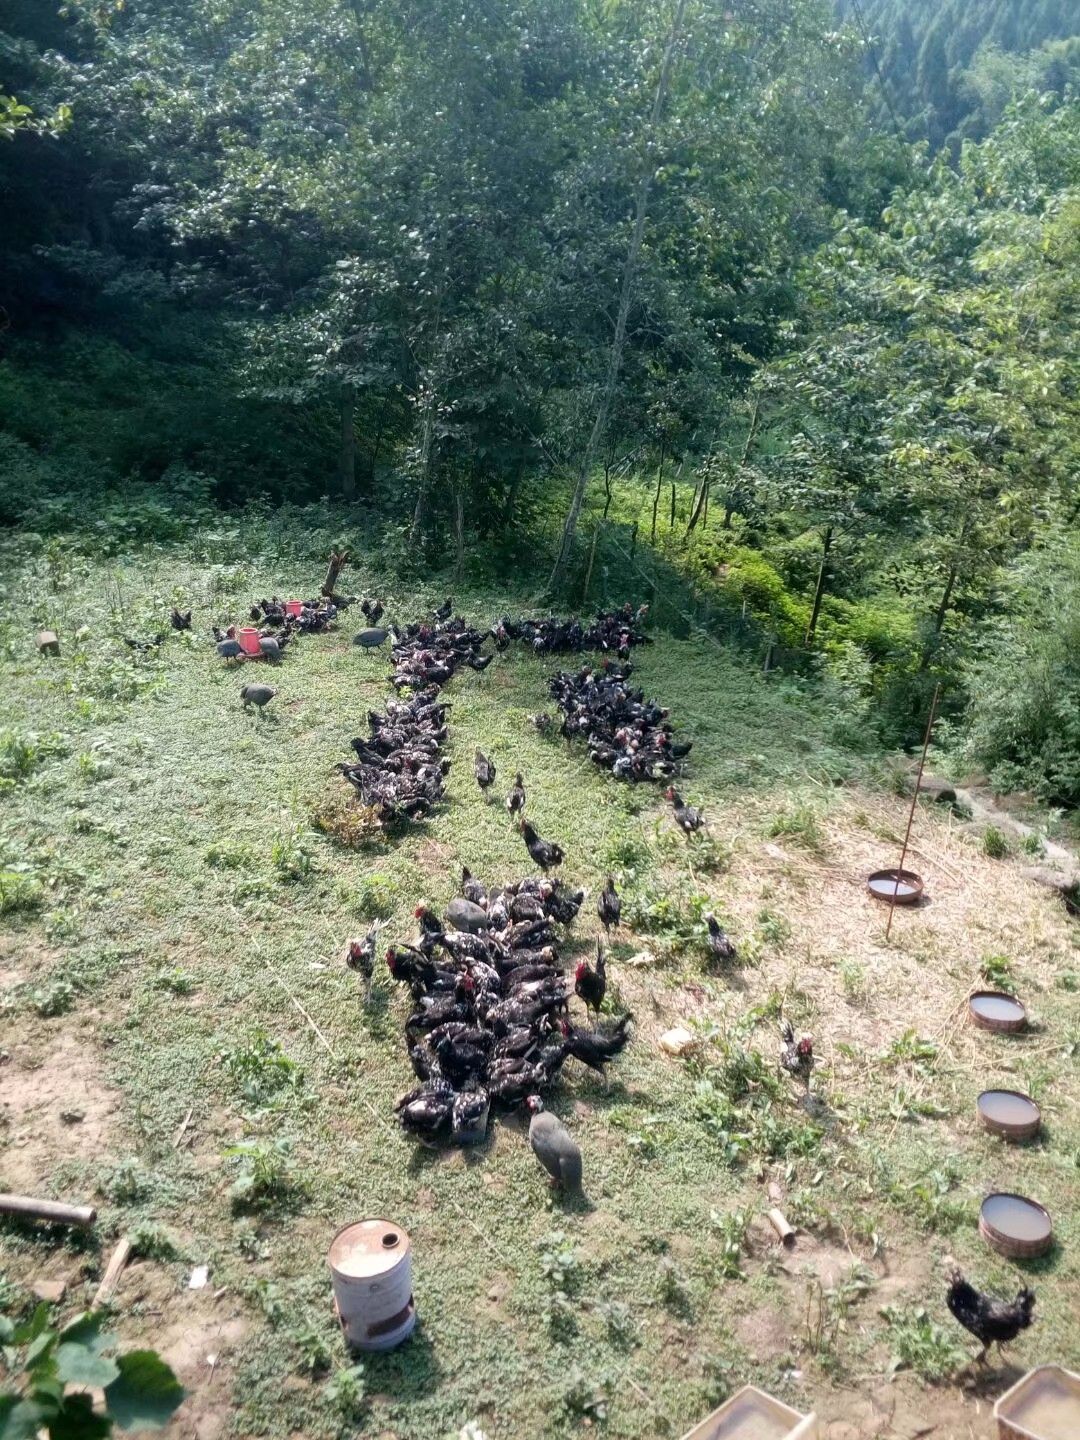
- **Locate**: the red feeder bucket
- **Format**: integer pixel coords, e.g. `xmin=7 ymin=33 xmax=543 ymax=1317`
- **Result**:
xmin=237 ymin=626 xmax=263 ymax=657
xmin=286 ymin=599 xmax=304 ymax=617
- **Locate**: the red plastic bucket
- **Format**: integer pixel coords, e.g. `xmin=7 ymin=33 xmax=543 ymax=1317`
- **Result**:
xmin=237 ymin=627 xmax=263 ymax=656
xmin=286 ymin=599 xmax=304 ymax=617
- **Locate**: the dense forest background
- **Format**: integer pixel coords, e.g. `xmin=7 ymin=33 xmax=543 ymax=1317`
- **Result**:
xmin=2 ymin=0 xmax=1079 ymax=809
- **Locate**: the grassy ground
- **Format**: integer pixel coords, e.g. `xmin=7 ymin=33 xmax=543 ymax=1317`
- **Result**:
xmin=1 ymin=530 xmax=1078 ymax=1440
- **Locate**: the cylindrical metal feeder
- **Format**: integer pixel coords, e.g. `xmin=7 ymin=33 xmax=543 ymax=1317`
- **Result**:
xmin=328 ymin=1219 xmax=417 ymax=1352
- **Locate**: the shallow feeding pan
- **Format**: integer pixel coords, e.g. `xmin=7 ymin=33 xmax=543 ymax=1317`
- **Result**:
xmin=994 ymin=1365 xmax=1080 ymax=1440
xmin=977 ymin=1089 xmax=1041 ymax=1142
xmin=867 ymin=867 xmax=923 ymax=905
xmin=678 ymin=1385 xmax=817 ymax=1440
xmin=969 ymin=990 xmax=1028 ymax=1033
xmin=980 ymin=1192 xmax=1053 ymax=1259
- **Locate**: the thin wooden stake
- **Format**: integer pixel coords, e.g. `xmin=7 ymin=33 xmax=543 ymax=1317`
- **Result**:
xmin=172 ymin=1106 xmax=194 ymax=1149
xmin=886 ymin=683 xmax=941 ymax=941
xmin=581 ymin=522 xmax=600 ymax=607
xmin=93 ymin=1237 xmax=132 ymax=1307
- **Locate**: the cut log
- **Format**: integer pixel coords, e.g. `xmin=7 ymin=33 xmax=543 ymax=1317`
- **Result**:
xmin=0 ymin=1193 xmax=96 ymax=1227
xmin=766 ymin=1208 xmax=796 ymax=1247
xmin=36 ymin=630 xmax=60 ymax=656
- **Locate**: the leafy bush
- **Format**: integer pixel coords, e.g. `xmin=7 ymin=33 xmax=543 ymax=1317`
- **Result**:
xmin=881 ymin=1304 xmax=967 ymax=1381
xmin=0 ymin=1306 xmax=184 ymax=1436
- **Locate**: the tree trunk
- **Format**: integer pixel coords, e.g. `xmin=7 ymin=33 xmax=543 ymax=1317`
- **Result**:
xmin=545 ymin=0 xmax=689 ymax=596
xmin=702 ymin=483 xmax=709 ymax=527
xmin=321 ymin=549 xmax=350 ymax=598
xmin=502 ymin=460 xmax=525 ymax=526
xmin=650 ymin=441 xmax=666 ymax=543
xmin=408 ymin=388 xmax=437 ymax=546
xmin=368 ymin=411 xmax=385 ymax=483
xmin=669 ymin=480 xmax=676 ymax=530
xmin=686 ymin=475 xmax=710 ymax=534
xmin=453 ymin=492 xmax=465 ymax=579
xmin=932 ymin=558 xmax=959 ymax=636
xmin=339 ymin=384 xmax=356 ymax=500
xmin=602 ymin=452 xmax=614 ymax=519
xmin=804 ymin=526 xmax=833 ymax=645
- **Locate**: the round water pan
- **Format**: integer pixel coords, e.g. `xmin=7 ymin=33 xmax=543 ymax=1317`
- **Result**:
xmin=977 ymin=1089 xmax=1041 ymax=1142
xmin=867 ymin=867 xmax=924 ymax=905
xmin=979 ymin=1192 xmax=1053 ymax=1259
xmin=969 ymin=990 xmax=1027 ymax=1033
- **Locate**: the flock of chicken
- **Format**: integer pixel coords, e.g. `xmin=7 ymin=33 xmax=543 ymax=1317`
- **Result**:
xmin=349 ymin=869 xmax=631 ymax=1172
xmin=337 ymin=599 xmax=492 ymax=823
xmin=491 ymin=603 xmax=650 ymax=657
xmin=550 ymin=659 xmax=692 ymax=785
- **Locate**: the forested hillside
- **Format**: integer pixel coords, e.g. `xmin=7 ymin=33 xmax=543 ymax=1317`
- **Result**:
xmin=2 ymin=0 xmax=1080 ymax=806
xmin=838 ymin=0 xmax=1080 ymax=147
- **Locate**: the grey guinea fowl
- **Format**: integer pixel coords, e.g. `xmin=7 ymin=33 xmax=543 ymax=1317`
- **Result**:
xmin=240 ymin=683 xmax=276 ymax=710
xmin=217 ymin=639 xmax=243 ymax=662
xmin=353 ymin=627 xmax=390 ymax=648
xmin=526 ymin=1096 xmax=582 ymax=1192
xmin=258 ymin=636 xmax=281 ymax=662
xmin=444 ymin=897 xmax=491 ymax=935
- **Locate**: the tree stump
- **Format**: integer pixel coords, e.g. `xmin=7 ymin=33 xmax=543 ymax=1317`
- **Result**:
xmin=321 ymin=549 xmax=350 ymax=598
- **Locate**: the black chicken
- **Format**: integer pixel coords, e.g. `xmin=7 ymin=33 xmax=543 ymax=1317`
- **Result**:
xmin=434 ymin=596 xmax=454 ymax=621
xmin=705 ymin=913 xmax=736 ymax=964
xmin=559 ymin=1014 xmax=632 ymax=1075
xmin=598 ymin=876 xmax=621 ymax=933
xmin=474 ymin=748 xmax=497 ymax=798
xmin=506 ymin=772 xmax=527 ymax=822
xmin=360 ymin=597 xmax=384 ymax=624
xmin=666 ymin=787 xmax=704 ymax=833
xmin=169 ymin=607 xmax=192 ymax=631
xmin=575 ymin=938 xmax=607 ymax=1017
xmin=522 ymin=820 xmax=564 ymax=872
xmin=946 ymin=1269 xmax=1035 ymax=1363
xmin=461 ymin=866 xmax=487 ymax=907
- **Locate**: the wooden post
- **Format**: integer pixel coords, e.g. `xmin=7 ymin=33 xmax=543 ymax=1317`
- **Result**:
xmin=886 ymin=683 xmax=941 ymax=941
xmin=453 ymin=492 xmax=465 ymax=580
xmin=93 ymin=1237 xmax=132 ymax=1307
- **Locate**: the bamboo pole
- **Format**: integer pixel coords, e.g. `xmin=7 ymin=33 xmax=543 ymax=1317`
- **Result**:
xmin=0 ymin=1193 xmax=96 ymax=1227
xmin=886 ymin=683 xmax=941 ymax=941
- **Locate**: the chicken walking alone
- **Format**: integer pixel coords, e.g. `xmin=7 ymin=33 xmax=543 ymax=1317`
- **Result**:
xmin=666 ymin=787 xmax=704 ymax=833
xmin=779 ymin=1018 xmax=814 ymax=1092
xmin=705 ymin=913 xmax=736 ymax=964
xmin=346 ymin=920 xmax=384 ymax=1001
xmin=526 ymin=1096 xmax=583 ymax=1193
xmin=946 ymin=1268 xmax=1035 ymax=1364
xmin=474 ymin=748 xmax=497 ymax=799
xmin=506 ymin=772 xmax=526 ymax=823
xmin=522 ymin=819 xmax=563 ymax=872
xmin=597 ymin=876 xmax=621 ymax=934
xmin=575 ymin=937 xmax=606 ymax=1018
xmin=240 ymin=683 xmax=276 ymax=712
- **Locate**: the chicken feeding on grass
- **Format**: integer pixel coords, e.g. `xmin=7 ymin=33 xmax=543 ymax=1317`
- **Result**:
xmin=474 ymin=748 xmax=497 ymax=799
xmin=598 ymin=876 xmax=621 ymax=934
xmin=705 ymin=913 xmax=737 ymax=964
xmin=526 ymin=1096 xmax=583 ymax=1194
xmin=521 ymin=820 xmax=563 ymax=873
xmin=559 ymin=1014 xmax=631 ymax=1077
xmin=946 ymin=1268 xmax=1035 ymax=1365
xmin=575 ymin=937 xmax=607 ymax=1019
xmin=169 ymin=607 xmax=192 ymax=630
xmin=506 ymin=772 xmax=527 ymax=823
xmin=779 ymin=1018 xmax=814 ymax=1092
xmin=666 ymin=787 xmax=704 ymax=833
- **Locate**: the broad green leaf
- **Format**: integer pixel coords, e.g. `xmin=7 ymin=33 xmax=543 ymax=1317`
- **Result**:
xmin=59 ymin=1316 xmax=115 ymax=1359
xmin=0 ymin=1396 xmax=54 ymax=1440
xmin=104 ymin=1352 xmax=184 ymax=1431
xmin=55 ymin=1344 xmax=121 ymax=1389
xmin=44 ymin=1392 xmax=112 ymax=1440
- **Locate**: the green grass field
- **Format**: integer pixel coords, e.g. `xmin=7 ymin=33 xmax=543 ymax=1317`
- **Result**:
xmin=2 ymin=530 xmax=1078 ymax=1440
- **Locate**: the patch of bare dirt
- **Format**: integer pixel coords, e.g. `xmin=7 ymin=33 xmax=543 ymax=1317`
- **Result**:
xmin=0 ymin=1026 xmax=121 ymax=1194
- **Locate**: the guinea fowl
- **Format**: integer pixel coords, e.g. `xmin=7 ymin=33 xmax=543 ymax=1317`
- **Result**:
xmin=353 ymin=627 xmax=390 ymax=648
xmin=779 ymin=1018 xmax=814 ymax=1091
xmin=598 ymin=876 xmax=621 ymax=933
xmin=522 ymin=820 xmax=564 ymax=872
xmin=527 ymin=1096 xmax=583 ymax=1193
xmin=444 ymin=896 xmax=491 ymax=934
xmin=705 ymin=913 xmax=736 ymax=963
xmin=240 ymin=683 xmax=276 ymax=711
xmin=559 ymin=1014 xmax=632 ymax=1075
xmin=575 ymin=938 xmax=607 ymax=1017
xmin=666 ymin=787 xmax=704 ymax=833
xmin=506 ymin=772 xmax=527 ymax=822
xmin=946 ymin=1269 xmax=1035 ymax=1363
xmin=217 ymin=638 xmax=243 ymax=663
xmin=474 ymin=748 xmax=497 ymax=798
